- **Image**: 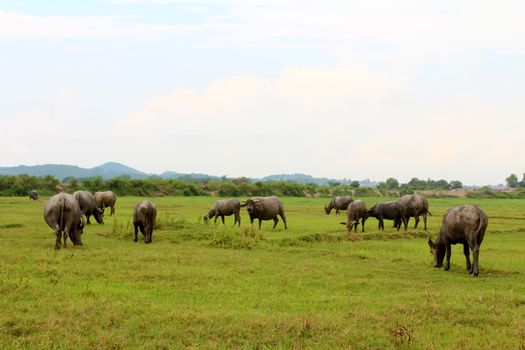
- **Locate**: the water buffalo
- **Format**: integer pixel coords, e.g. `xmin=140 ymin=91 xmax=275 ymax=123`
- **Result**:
xmin=340 ymin=200 xmax=368 ymax=233
xmin=73 ymin=190 xmax=104 ymax=225
xmin=367 ymin=201 xmax=407 ymax=231
xmin=398 ymin=194 xmax=431 ymax=229
xmin=204 ymin=199 xmax=241 ymax=226
xmin=43 ymin=193 xmax=85 ymax=249
xmin=133 ymin=200 xmax=157 ymax=244
xmin=94 ymin=191 xmax=117 ymax=216
xmin=242 ymin=196 xmax=287 ymax=229
xmin=428 ymin=205 xmax=488 ymax=276
xmin=325 ymin=196 xmax=354 ymax=215
xmin=29 ymin=190 xmax=38 ymax=200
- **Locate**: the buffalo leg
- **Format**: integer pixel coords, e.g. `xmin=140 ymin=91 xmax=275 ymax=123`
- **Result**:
xmin=258 ymin=219 xmax=262 ymax=230
xmin=272 ymin=217 xmax=279 ymax=229
xmin=62 ymin=231 xmax=68 ymax=248
xmin=214 ymin=215 xmax=219 ymax=224
xmin=378 ymin=218 xmax=384 ymax=230
xmin=414 ymin=216 xmax=420 ymax=229
xmin=336 ymin=209 xmax=340 ymax=215
xmin=353 ymin=221 xmax=358 ymax=233
xmin=361 ymin=217 xmax=366 ymax=232
xmin=234 ymin=213 xmax=241 ymax=227
xmin=145 ymin=227 xmax=152 ymax=244
xmin=139 ymin=224 xmax=146 ymax=242
xmin=402 ymin=217 xmax=408 ymax=231
xmin=221 ymin=215 xmax=225 ymax=225
xmin=463 ymin=243 xmax=472 ymax=271
xmin=444 ymin=244 xmax=452 ymax=271
xmin=55 ymin=229 xmax=62 ymax=250
xmin=279 ymin=211 xmax=287 ymax=229
xmin=423 ymin=213 xmax=428 ymax=230
xmin=133 ymin=224 xmax=138 ymax=242
xmin=110 ymin=206 xmax=115 ymax=216
xmin=470 ymin=240 xmax=480 ymax=276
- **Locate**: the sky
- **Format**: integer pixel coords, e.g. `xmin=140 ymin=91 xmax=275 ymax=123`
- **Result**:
xmin=1 ymin=0 xmax=524 ymax=185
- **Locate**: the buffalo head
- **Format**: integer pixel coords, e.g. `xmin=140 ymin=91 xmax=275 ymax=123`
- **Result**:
xmin=245 ymin=199 xmax=263 ymax=215
xmin=93 ymin=206 xmax=105 ymax=224
xmin=428 ymin=238 xmax=445 ymax=268
xmin=367 ymin=205 xmax=377 ymax=217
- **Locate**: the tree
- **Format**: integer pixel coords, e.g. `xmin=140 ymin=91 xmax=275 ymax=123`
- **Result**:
xmin=435 ymin=179 xmax=449 ymax=189
xmin=385 ymin=177 xmax=399 ymax=189
xmin=506 ymin=174 xmax=518 ymax=188
xmin=328 ymin=180 xmax=341 ymax=187
xmin=350 ymin=181 xmax=360 ymax=188
xmin=408 ymin=177 xmax=426 ymax=189
xmin=449 ymin=180 xmax=463 ymax=189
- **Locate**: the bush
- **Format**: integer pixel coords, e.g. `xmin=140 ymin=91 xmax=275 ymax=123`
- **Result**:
xmin=209 ymin=225 xmax=264 ymax=249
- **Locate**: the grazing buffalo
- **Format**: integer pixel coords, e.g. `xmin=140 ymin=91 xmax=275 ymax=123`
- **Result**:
xmin=94 ymin=191 xmax=117 ymax=216
xmin=398 ymin=194 xmax=431 ymax=229
xmin=340 ymin=200 xmax=368 ymax=233
xmin=367 ymin=201 xmax=407 ymax=231
xmin=242 ymin=196 xmax=287 ymax=229
xmin=43 ymin=193 xmax=85 ymax=249
xmin=133 ymin=200 xmax=157 ymax=244
xmin=29 ymin=190 xmax=38 ymax=200
xmin=428 ymin=205 xmax=488 ymax=276
xmin=325 ymin=196 xmax=354 ymax=215
xmin=204 ymin=199 xmax=241 ymax=226
xmin=73 ymin=191 xmax=104 ymax=225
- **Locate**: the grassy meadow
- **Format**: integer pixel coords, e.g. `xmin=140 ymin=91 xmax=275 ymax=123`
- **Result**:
xmin=0 ymin=195 xmax=524 ymax=349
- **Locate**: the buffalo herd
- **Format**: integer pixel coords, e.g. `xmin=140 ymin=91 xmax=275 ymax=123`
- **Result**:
xmin=41 ymin=191 xmax=488 ymax=276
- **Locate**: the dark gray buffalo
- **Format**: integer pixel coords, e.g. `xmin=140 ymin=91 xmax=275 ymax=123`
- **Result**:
xmin=398 ymin=194 xmax=431 ymax=229
xmin=73 ymin=190 xmax=104 ymax=225
xmin=43 ymin=193 xmax=85 ymax=249
xmin=340 ymin=200 xmax=368 ymax=233
xmin=204 ymin=199 xmax=241 ymax=226
xmin=428 ymin=205 xmax=488 ymax=276
xmin=29 ymin=190 xmax=39 ymax=200
xmin=325 ymin=196 xmax=354 ymax=215
xmin=367 ymin=201 xmax=407 ymax=231
xmin=133 ymin=200 xmax=157 ymax=244
xmin=94 ymin=191 xmax=117 ymax=216
xmin=242 ymin=196 xmax=287 ymax=229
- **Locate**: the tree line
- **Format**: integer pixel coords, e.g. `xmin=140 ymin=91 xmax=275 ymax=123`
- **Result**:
xmin=0 ymin=174 xmax=523 ymax=199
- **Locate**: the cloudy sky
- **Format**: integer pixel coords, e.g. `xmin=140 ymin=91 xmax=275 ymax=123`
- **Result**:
xmin=1 ymin=1 xmax=524 ymax=185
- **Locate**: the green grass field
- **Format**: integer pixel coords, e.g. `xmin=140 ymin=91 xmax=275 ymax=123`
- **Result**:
xmin=1 ymin=196 xmax=524 ymax=349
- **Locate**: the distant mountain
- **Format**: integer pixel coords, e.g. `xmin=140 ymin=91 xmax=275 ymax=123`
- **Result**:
xmin=158 ymin=171 xmax=219 ymax=181
xmin=0 ymin=162 xmax=376 ymax=186
xmin=0 ymin=162 xmax=148 ymax=180
xmin=261 ymin=173 xmax=354 ymax=186
xmin=92 ymin=162 xmax=147 ymax=179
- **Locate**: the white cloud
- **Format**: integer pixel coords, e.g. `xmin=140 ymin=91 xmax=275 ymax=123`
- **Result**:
xmin=112 ymin=65 xmax=403 ymax=174
xmin=111 ymin=64 xmax=523 ymax=184
xmin=2 ymin=2 xmax=525 ymax=55
xmin=2 ymin=2 xmax=525 ymax=185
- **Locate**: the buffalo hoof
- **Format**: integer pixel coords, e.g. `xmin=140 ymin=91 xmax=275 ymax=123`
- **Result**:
xmin=133 ymin=238 xmax=138 ymax=242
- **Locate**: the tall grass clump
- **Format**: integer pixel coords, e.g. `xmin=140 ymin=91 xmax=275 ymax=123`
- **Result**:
xmin=209 ymin=225 xmax=264 ymax=249
xmin=109 ymin=217 xmax=133 ymax=240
